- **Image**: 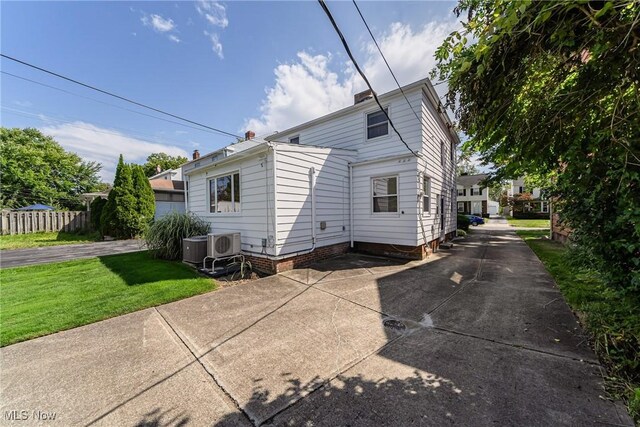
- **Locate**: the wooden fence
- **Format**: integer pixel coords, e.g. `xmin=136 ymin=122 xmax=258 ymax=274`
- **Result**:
xmin=0 ymin=211 xmax=91 ymax=235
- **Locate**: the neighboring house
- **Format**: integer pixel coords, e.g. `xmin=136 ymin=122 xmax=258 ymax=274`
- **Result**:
xmin=456 ymin=174 xmax=489 ymax=216
xmin=507 ymin=177 xmax=549 ymax=218
xmin=149 ymin=168 xmax=186 ymax=219
xmin=149 ymin=167 xmax=183 ymax=182
xmin=182 ymin=78 xmax=458 ymax=273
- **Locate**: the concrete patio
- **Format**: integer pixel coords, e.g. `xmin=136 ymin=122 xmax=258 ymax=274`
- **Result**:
xmin=0 ymin=223 xmax=632 ymax=426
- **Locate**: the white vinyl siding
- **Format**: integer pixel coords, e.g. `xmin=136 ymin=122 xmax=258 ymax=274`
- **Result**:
xmin=272 ymin=91 xmax=422 ymax=162
xmin=273 ymin=146 xmax=356 ymax=255
xmin=185 ymin=150 xmax=276 ymax=255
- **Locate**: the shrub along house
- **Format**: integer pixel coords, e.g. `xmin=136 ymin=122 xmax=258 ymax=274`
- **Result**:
xmin=182 ymin=78 xmax=458 ymax=273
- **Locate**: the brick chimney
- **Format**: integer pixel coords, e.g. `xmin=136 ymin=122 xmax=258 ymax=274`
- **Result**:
xmin=193 ymin=150 xmax=200 ymax=160
xmin=354 ymin=89 xmax=374 ymax=105
xmin=245 ymin=130 xmax=255 ymax=140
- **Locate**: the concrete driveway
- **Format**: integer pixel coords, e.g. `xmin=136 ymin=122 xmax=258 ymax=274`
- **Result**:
xmin=1 ymin=224 xmax=632 ymax=426
xmin=0 ymin=240 xmax=144 ymax=268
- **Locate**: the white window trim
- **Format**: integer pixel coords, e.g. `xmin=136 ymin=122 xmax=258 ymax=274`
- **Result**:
xmin=458 ymin=202 xmax=465 ymax=212
xmin=422 ymin=176 xmax=431 ymax=216
xmin=371 ymin=174 xmax=399 ymax=216
xmin=207 ymin=170 xmax=242 ymax=216
xmin=365 ymin=105 xmax=391 ymax=141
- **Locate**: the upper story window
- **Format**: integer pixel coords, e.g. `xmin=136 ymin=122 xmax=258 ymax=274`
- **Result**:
xmin=423 ymin=177 xmax=431 ymax=214
xmin=470 ymin=187 xmax=483 ymax=196
xmin=457 ymin=188 xmax=465 ymax=196
xmin=209 ymin=171 xmax=241 ymax=214
xmin=289 ymin=136 xmax=300 ymax=144
xmin=519 ymin=186 xmax=524 ymax=193
xmin=372 ymin=176 xmax=397 ymax=213
xmin=366 ymin=108 xmax=389 ymax=139
xmin=450 ymin=141 xmax=455 ymax=162
xmin=440 ymin=140 xmax=445 ymax=166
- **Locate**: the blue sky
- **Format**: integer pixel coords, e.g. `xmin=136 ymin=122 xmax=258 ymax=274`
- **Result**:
xmin=1 ymin=1 xmax=459 ymax=181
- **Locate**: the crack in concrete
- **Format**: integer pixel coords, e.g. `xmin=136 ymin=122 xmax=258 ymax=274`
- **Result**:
xmin=152 ymin=307 xmax=255 ymax=426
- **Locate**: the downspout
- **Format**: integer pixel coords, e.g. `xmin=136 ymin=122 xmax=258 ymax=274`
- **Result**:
xmin=271 ymin=143 xmax=278 ymax=256
xmin=349 ymin=163 xmax=354 ymax=248
xmin=184 ymin=173 xmax=189 ymax=213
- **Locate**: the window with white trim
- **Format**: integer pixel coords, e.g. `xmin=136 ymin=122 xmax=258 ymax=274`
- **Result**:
xmin=450 ymin=141 xmax=455 ymax=162
xmin=209 ymin=171 xmax=241 ymax=213
xmin=366 ymin=109 xmax=389 ymax=139
xmin=458 ymin=188 xmax=465 ymax=196
xmin=372 ymin=176 xmax=397 ymax=213
xmin=542 ymin=201 xmax=549 ymax=213
xmin=458 ymin=202 xmax=465 ymax=212
xmin=289 ymin=136 xmax=300 ymax=144
xmin=451 ymin=188 xmax=455 ymax=212
xmin=440 ymin=140 xmax=445 ymax=166
xmin=423 ymin=177 xmax=431 ymax=213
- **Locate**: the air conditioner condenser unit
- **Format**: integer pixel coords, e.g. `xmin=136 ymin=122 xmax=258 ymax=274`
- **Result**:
xmin=207 ymin=233 xmax=241 ymax=258
xmin=183 ymin=235 xmax=208 ymax=264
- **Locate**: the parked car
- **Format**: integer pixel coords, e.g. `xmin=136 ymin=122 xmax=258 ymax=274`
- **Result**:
xmin=467 ymin=215 xmax=485 ymax=226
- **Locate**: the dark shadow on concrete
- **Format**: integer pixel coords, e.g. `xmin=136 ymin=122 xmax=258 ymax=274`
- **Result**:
xmin=134 ymin=408 xmax=190 ymax=427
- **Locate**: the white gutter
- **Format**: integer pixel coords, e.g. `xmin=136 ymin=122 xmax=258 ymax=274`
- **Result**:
xmin=349 ymin=163 xmax=354 ymax=248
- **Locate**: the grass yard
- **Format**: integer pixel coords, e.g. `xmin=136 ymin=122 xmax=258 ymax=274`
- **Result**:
xmin=0 ymin=251 xmax=216 ymax=346
xmin=507 ymin=218 xmax=550 ymax=228
xmin=0 ymin=231 xmax=101 ymax=250
xmin=516 ymin=230 xmax=640 ymax=421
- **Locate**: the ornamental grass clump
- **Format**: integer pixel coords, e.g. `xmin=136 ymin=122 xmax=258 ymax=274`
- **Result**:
xmin=145 ymin=212 xmax=210 ymax=260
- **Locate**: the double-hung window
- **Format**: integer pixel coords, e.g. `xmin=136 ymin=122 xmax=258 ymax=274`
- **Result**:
xmin=209 ymin=171 xmax=241 ymax=213
xmin=366 ymin=108 xmax=389 ymax=139
xmin=372 ymin=176 xmax=397 ymax=213
xmin=423 ymin=177 xmax=431 ymax=214
xmin=458 ymin=188 xmax=465 ymax=196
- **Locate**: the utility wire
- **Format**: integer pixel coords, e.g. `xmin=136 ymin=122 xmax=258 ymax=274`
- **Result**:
xmin=2 ymin=106 xmax=193 ymax=147
xmin=352 ymin=0 xmax=422 ymax=124
xmin=317 ymin=0 xmax=420 ymax=158
xmin=2 ymin=71 xmax=228 ymax=136
xmin=0 ymin=53 xmax=242 ymax=139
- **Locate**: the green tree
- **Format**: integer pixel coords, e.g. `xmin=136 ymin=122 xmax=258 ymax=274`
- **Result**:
xmin=142 ymin=153 xmax=188 ymax=178
xmin=131 ymin=164 xmax=156 ymax=233
xmin=433 ymin=0 xmax=639 ymax=292
xmin=0 ymin=128 xmax=101 ymax=210
xmin=101 ymin=155 xmax=138 ymax=238
xmin=89 ymin=197 xmax=107 ymax=232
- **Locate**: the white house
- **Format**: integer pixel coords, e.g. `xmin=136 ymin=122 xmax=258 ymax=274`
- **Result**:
xmin=182 ymin=78 xmax=458 ymax=273
xmin=149 ymin=168 xmax=186 ymax=219
xmin=507 ymin=176 xmax=549 ymax=217
xmin=456 ymin=174 xmax=489 ymax=216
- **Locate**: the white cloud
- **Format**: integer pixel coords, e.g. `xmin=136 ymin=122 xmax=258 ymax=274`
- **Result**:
xmin=243 ymin=21 xmax=458 ymax=136
xmin=40 ymin=122 xmax=189 ymax=182
xmin=196 ymin=1 xmax=228 ymax=28
xmin=141 ymin=13 xmax=175 ymax=33
xmin=168 ymin=34 xmax=181 ymax=43
xmin=196 ymin=1 xmax=227 ymax=59
xmin=13 ymin=100 xmax=33 ymax=108
xmin=204 ymin=31 xmax=223 ymax=58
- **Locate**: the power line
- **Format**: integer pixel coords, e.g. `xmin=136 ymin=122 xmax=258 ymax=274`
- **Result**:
xmin=1 ymin=71 xmax=228 ymax=136
xmin=317 ymin=0 xmax=420 ymax=158
xmin=352 ymin=0 xmax=422 ymax=124
xmin=0 ymin=53 xmax=242 ymax=139
xmin=2 ymin=106 xmax=194 ymax=148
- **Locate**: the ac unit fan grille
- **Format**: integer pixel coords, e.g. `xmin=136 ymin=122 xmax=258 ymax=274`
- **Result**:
xmin=215 ymin=235 xmax=232 ymax=254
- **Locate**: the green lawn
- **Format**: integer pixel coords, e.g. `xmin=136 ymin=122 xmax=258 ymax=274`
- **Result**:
xmin=507 ymin=218 xmax=550 ymax=228
xmin=516 ymin=230 xmax=640 ymax=421
xmin=0 ymin=251 xmax=216 ymax=346
xmin=0 ymin=231 xmax=101 ymax=250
